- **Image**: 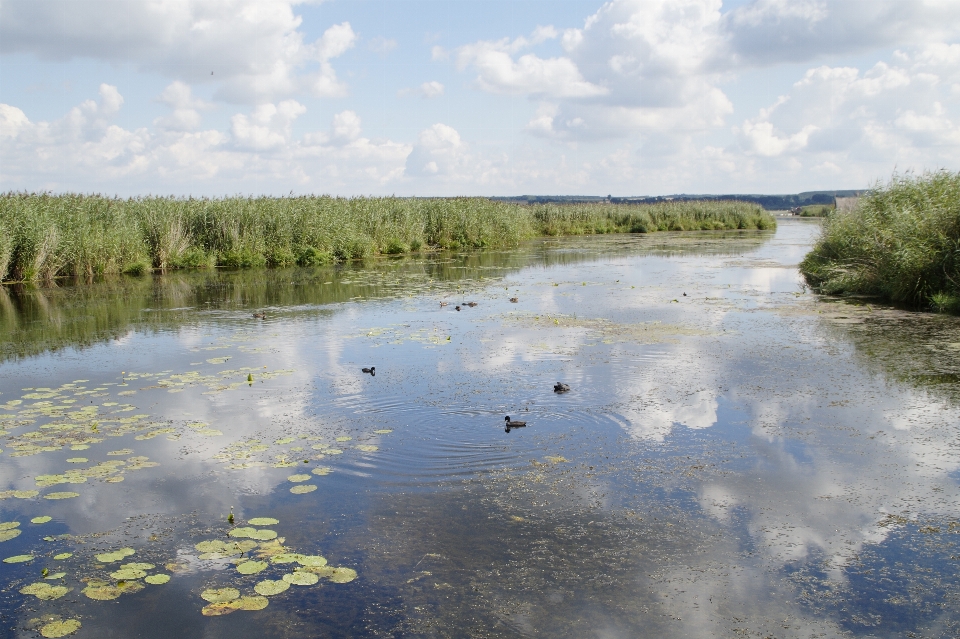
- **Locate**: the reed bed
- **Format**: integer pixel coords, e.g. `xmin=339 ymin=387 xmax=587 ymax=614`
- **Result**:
xmin=800 ymin=171 xmax=960 ymax=312
xmin=0 ymin=193 xmax=773 ymax=282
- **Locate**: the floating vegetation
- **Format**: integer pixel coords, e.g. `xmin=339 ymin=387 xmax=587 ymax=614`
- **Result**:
xmin=0 ymin=490 xmax=39 ymax=499
xmin=247 ymin=517 xmax=279 ymax=526
xmin=65 ymin=458 xmax=87 ymax=463
xmin=43 ymin=492 xmax=80 ymax=500
xmin=53 ymin=552 xmax=72 ymax=560
xmin=201 ymin=587 xmax=240 ymax=603
xmin=20 ymin=582 xmax=71 ymax=600
xmin=283 ymin=570 xmax=319 ymax=586
xmin=228 ymin=527 xmax=278 ymax=541
xmin=289 ymin=484 xmax=317 ymax=494
xmin=236 ymin=560 xmax=268 ymax=575
xmin=38 ymin=619 xmax=81 ymax=638
xmin=286 ymin=474 xmax=311 ymax=483
xmin=201 ymin=595 xmax=269 ymax=616
xmin=144 ymin=573 xmax=170 ymax=585
xmin=31 ymin=516 xmax=52 ymax=524
xmin=374 ymin=429 xmax=393 ymax=434
xmin=81 ymin=579 xmax=145 ymax=600
xmin=95 ymin=547 xmax=135 ymax=562
xmin=312 ymin=467 xmax=333 ymax=476
xmin=3 ymin=554 xmax=34 ymax=563
xmin=356 ymin=444 xmax=379 ymax=452
xmin=254 ymin=579 xmax=290 ymax=596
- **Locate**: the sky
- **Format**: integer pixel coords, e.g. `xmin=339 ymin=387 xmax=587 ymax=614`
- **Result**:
xmin=1 ymin=0 xmax=959 ymax=197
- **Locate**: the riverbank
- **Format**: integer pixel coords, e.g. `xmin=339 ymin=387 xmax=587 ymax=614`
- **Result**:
xmin=800 ymin=171 xmax=960 ymax=312
xmin=0 ymin=194 xmax=774 ymax=282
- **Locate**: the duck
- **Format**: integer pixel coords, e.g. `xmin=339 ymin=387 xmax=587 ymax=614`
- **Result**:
xmin=440 ymin=301 xmax=448 ymax=307
xmin=504 ymin=415 xmax=527 ymax=429
xmin=455 ymin=305 xmax=461 ymax=311
xmin=252 ymin=312 xmax=266 ymax=319
xmin=509 ymin=297 xmax=519 ymax=303
xmin=553 ymin=382 xmax=570 ymax=393
xmin=361 ymin=367 xmax=376 ymax=376
xmin=465 ymin=301 xmax=478 ymax=307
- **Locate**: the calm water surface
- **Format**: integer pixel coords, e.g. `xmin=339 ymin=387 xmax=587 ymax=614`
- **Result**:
xmin=2 ymin=219 xmax=960 ymax=638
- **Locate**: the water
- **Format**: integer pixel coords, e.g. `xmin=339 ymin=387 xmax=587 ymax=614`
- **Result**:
xmin=2 ymin=220 xmax=960 ymax=638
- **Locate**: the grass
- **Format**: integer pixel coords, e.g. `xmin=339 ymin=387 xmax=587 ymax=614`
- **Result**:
xmin=797 ymin=204 xmax=834 ymax=217
xmin=0 ymin=194 xmax=774 ymax=283
xmin=800 ymin=171 xmax=960 ymax=312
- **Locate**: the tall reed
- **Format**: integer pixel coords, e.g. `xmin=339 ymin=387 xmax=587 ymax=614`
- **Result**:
xmin=0 ymin=193 xmax=773 ymax=282
xmin=800 ymin=171 xmax=960 ymax=311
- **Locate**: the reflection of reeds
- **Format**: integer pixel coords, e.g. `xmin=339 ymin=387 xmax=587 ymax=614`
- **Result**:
xmin=0 ymin=193 xmax=774 ymax=282
xmin=801 ymin=171 xmax=960 ymax=311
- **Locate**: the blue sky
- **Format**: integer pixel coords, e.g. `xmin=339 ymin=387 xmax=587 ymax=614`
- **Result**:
xmin=1 ymin=0 xmax=959 ymax=197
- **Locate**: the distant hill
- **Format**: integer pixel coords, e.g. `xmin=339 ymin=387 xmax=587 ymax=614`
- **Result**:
xmin=492 ymin=190 xmax=867 ymax=211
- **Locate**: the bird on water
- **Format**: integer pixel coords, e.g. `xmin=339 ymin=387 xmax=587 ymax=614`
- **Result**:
xmin=504 ymin=415 xmax=527 ymax=432
xmin=252 ymin=312 xmax=266 ymax=319
xmin=362 ymin=367 xmax=376 ymax=376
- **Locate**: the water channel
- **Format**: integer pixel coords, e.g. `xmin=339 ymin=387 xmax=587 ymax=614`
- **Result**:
xmin=2 ymin=219 xmax=960 ymax=638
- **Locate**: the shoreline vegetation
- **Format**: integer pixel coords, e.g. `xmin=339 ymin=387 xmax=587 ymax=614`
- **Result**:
xmin=0 ymin=194 xmax=774 ymax=283
xmin=800 ymin=171 xmax=960 ymax=313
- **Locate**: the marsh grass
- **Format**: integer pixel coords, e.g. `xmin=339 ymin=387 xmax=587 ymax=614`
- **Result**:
xmin=800 ymin=171 xmax=960 ymax=312
xmin=0 ymin=193 xmax=773 ymax=282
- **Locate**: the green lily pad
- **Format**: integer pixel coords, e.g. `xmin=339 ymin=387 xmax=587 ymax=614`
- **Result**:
xmin=283 ymin=571 xmax=319 ymax=586
xmin=269 ymin=553 xmax=302 ymax=564
xmin=290 ymin=484 xmax=317 ymax=494
xmin=3 ymin=554 xmax=34 ymax=563
xmin=356 ymin=445 xmax=379 ymax=452
xmin=298 ymin=555 xmax=328 ymax=567
xmin=201 ymin=587 xmax=241 ymax=603
xmin=312 ymin=467 xmax=333 ymax=476
xmin=14 ymin=490 xmax=39 ymax=498
xmin=122 ymin=562 xmax=155 ymax=570
xmin=247 ymin=517 xmax=279 ymax=526
xmin=145 ymin=574 xmax=170 ymax=585
xmin=82 ymin=584 xmax=122 ymax=600
xmin=254 ymin=579 xmax=290 ymax=596
xmin=53 ymin=553 xmax=73 ymax=560
xmin=0 ymin=521 xmax=20 ymax=530
xmin=287 ymin=474 xmax=311 ymax=483
xmin=45 ymin=572 xmax=67 ymax=580
xmin=95 ymin=547 xmax=135 ymax=562
xmin=374 ymin=429 xmax=393 ymax=434
xmin=110 ymin=568 xmax=147 ymax=580
xmin=31 ymin=516 xmax=53 ymax=524
xmin=329 ymin=567 xmax=358 ymax=583
xmin=43 ymin=492 xmax=80 ymax=500
xmin=65 ymin=458 xmax=87 ymax=463
xmin=20 ymin=582 xmax=71 ymax=600
xmin=236 ymin=560 xmax=268 ymax=575
xmin=39 ymin=619 xmax=81 ymax=638
xmin=0 ymin=529 xmax=21 ymax=542
xmin=335 ymin=436 xmax=352 ymax=442
xmin=228 ymin=527 xmax=277 ymax=541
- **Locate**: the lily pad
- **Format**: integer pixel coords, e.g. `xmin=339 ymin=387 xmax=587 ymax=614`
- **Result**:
xmin=3 ymin=554 xmax=34 ymax=563
xmin=0 ymin=529 xmax=21 ymax=542
xmin=65 ymin=458 xmax=87 ymax=463
xmin=236 ymin=560 xmax=268 ymax=575
xmin=20 ymin=582 xmax=71 ymax=600
xmin=200 ymin=587 xmax=240 ymax=603
xmin=374 ymin=429 xmax=393 ymax=434
xmin=356 ymin=445 xmax=379 ymax=452
xmin=31 ymin=516 xmax=53 ymax=524
xmin=53 ymin=553 xmax=73 ymax=560
xmin=247 ymin=517 xmax=279 ymax=526
xmin=329 ymin=567 xmax=358 ymax=583
xmin=269 ymin=553 xmax=302 ymax=564
xmin=298 ymin=555 xmax=328 ymax=567
xmin=39 ymin=619 xmax=81 ymax=638
xmin=43 ymin=492 xmax=80 ymax=500
xmin=228 ymin=527 xmax=277 ymax=541
xmin=14 ymin=490 xmax=39 ymax=498
xmin=0 ymin=521 xmax=22 ymax=530
xmin=82 ymin=584 xmax=122 ymax=600
xmin=287 ymin=474 xmax=311 ymax=483
xmin=254 ymin=579 xmax=290 ymax=596
xmin=45 ymin=572 xmax=67 ymax=580
xmin=290 ymin=484 xmax=317 ymax=494
xmin=110 ymin=567 xmax=147 ymax=580
xmin=335 ymin=436 xmax=352 ymax=442
xmin=312 ymin=467 xmax=333 ymax=476
xmin=145 ymin=574 xmax=171 ymax=585
xmin=283 ymin=571 xmax=319 ymax=586
xmin=122 ymin=562 xmax=155 ymax=570
xmin=95 ymin=547 xmax=135 ymax=562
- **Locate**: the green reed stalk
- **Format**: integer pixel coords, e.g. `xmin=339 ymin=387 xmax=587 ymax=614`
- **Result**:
xmin=0 ymin=193 xmax=773 ymax=282
xmin=800 ymin=171 xmax=960 ymax=312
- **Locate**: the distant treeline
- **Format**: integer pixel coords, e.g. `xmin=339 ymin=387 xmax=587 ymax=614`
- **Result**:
xmin=0 ymin=194 xmax=774 ymax=283
xmin=495 ymin=190 xmax=866 ymax=211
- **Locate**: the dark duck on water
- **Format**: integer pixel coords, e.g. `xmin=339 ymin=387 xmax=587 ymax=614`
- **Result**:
xmin=504 ymin=415 xmax=527 ymax=432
